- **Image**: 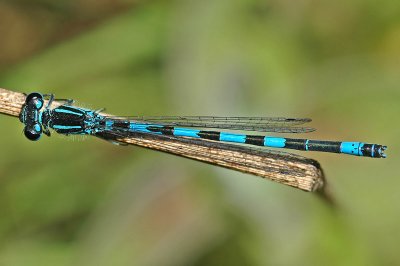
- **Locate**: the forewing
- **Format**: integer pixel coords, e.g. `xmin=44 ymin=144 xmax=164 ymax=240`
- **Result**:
xmin=104 ymin=116 xmax=315 ymax=133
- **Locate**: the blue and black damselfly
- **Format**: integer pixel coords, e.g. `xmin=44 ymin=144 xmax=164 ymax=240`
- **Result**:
xmin=18 ymin=92 xmax=387 ymax=191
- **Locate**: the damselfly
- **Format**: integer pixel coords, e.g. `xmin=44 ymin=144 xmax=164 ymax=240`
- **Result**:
xmin=18 ymin=92 xmax=387 ymax=191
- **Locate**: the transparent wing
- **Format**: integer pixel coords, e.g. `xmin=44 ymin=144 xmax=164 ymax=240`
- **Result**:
xmin=103 ymin=116 xmax=315 ymax=133
xmin=95 ymin=128 xmax=324 ymax=192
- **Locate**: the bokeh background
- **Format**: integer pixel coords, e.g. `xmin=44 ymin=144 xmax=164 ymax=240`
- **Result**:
xmin=0 ymin=0 xmax=398 ymax=265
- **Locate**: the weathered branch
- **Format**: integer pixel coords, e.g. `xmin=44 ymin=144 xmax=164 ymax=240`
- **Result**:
xmin=0 ymin=88 xmax=26 ymax=117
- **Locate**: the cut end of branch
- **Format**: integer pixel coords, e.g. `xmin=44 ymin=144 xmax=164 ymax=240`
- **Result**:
xmin=0 ymin=88 xmax=26 ymax=117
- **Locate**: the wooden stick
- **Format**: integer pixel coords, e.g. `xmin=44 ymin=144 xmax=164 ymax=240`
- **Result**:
xmin=0 ymin=88 xmax=26 ymax=117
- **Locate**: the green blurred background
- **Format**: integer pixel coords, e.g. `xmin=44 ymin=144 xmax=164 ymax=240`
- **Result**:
xmin=0 ymin=0 xmax=398 ymax=265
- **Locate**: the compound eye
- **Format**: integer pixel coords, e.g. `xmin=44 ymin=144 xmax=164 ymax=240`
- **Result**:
xmin=24 ymin=123 xmax=42 ymax=141
xmin=26 ymin=92 xmax=44 ymax=110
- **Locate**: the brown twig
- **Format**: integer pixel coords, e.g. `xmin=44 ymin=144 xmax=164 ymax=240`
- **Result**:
xmin=0 ymin=88 xmax=26 ymax=117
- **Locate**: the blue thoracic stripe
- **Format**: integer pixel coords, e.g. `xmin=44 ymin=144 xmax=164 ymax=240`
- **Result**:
xmin=38 ymin=111 xmax=42 ymax=124
xmin=264 ymin=137 xmax=286 ymax=148
xmin=53 ymin=125 xmax=82 ymax=130
xmin=54 ymin=108 xmax=84 ymax=116
xmin=219 ymin=132 xmax=246 ymax=143
xmin=173 ymin=127 xmax=200 ymax=138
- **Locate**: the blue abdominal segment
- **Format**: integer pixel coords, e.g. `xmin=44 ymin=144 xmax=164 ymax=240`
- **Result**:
xmin=52 ymin=125 xmax=82 ymax=130
xmin=264 ymin=137 xmax=286 ymax=148
xmin=220 ymin=132 xmax=246 ymax=143
xmin=340 ymin=142 xmax=363 ymax=156
xmin=173 ymin=127 xmax=201 ymax=138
